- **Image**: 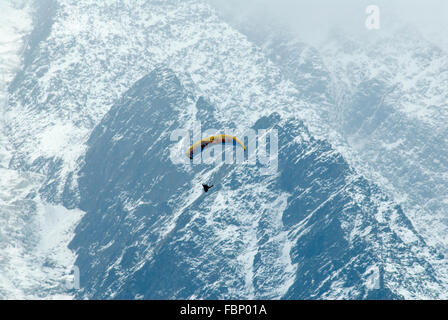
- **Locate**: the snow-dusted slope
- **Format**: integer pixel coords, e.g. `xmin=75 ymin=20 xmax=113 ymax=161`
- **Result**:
xmin=218 ymin=15 xmax=448 ymax=260
xmin=0 ymin=1 xmax=85 ymax=299
xmin=71 ymin=68 xmax=448 ymax=299
xmin=0 ymin=0 xmax=32 ymax=166
xmin=319 ymin=30 xmax=448 ymax=253
xmin=2 ymin=0 xmax=310 ymax=298
xmin=0 ymin=171 xmax=84 ymax=299
xmin=7 ymin=0 xmax=306 ymax=206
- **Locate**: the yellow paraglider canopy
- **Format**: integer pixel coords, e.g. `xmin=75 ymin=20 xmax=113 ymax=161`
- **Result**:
xmin=186 ymin=134 xmax=246 ymax=159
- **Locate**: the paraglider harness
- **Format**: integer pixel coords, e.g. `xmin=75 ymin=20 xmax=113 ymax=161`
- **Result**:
xmin=202 ymin=184 xmax=213 ymax=192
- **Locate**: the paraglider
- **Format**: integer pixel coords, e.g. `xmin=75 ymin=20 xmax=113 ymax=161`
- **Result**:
xmin=187 ymin=134 xmax=245 ymax=192
xmin=202 ymin=184 xmax=213 ymax=192
xmin=186 ymin=134 xmax=246 ymax=159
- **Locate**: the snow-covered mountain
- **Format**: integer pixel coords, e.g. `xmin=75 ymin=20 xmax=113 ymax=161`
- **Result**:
xmin=70 ymin=67 xmax=447 ymax=299
xmin=320 ymin=30 xmax=448 ymax=254
xmin=1 ymin=0 xmax=447 ymax=299
xmin=222 ymin=17 xmax=448 ymax=256
xmin=0 ymin=0 xmax=84 ymax=299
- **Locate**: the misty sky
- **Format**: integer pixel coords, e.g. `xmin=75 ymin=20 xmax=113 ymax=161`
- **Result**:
xmin=209 ymin=0 xmax=448 ymax=48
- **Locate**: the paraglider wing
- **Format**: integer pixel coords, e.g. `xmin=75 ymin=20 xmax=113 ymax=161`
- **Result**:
xmin=186 ymin=134 xmax=246 ymax=159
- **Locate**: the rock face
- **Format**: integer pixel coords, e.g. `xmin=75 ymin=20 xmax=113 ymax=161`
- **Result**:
xmin=69 ymin=67 xmax=446 ymax=299
xmin=228 ymin=21 xmax=448 ymax=255
xmin=319 ymin=33 xmax=448 ymax=254
xmin=2 ymin=0 xmax=448 ymax=299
